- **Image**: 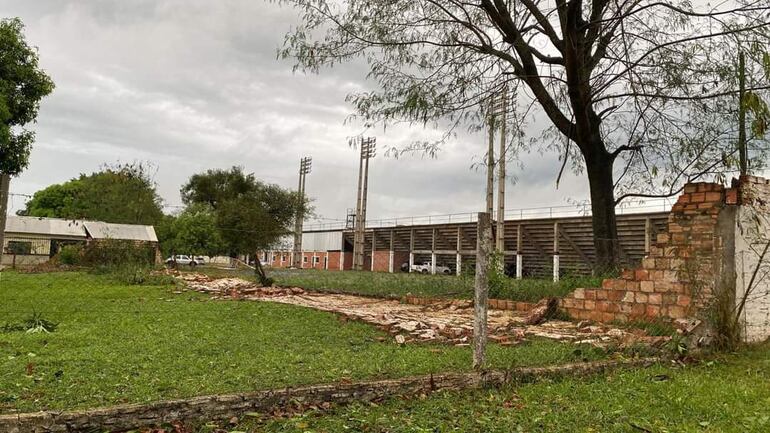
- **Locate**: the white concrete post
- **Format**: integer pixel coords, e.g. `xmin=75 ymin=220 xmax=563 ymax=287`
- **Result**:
xmin=456 ymin=226 xmax=462 ymax=276
xmin=409 ymin=228 xmax=415 ymax=272
xmin=388 ymin=230 xmax=394 ymax=273
xmin=516 ymin=224 xmax=523 ymax=279
xmin=371 ymin=232 xmax=376 ymax=272
xmin=431 ymin=228 xmax=437 ymax=275
xmin=553 ymin=222 xmax=560 ymax=282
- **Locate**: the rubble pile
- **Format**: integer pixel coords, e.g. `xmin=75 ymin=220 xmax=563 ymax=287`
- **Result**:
xmin=177 ymin=273 xmax=659 ymax=348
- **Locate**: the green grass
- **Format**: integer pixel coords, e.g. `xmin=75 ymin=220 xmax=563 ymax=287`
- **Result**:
xmin=260 ymin=268 xmax=603 ymax=303
xmin=0 ymin=271 xmax=608 ymax=413
xmin=230 ymin=344 xmax=770 ymax=433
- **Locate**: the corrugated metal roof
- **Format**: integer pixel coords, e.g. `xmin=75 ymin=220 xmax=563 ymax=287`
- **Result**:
xmin=4 ymin=216 xmax=87 ymax=238
xmin=3 ymin=216 xmax=158 ymax=242
xmin=83 ymin=222 xmax=158 ymax=242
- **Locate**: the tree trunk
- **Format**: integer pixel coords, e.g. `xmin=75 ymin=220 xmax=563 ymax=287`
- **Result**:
xmin=0 ymin=174 xmax=10 ymax=269
xmin=473 ymin=211 xmax=492 ymax=370
xmin=584 ymin=151 xmax=620 ymax=273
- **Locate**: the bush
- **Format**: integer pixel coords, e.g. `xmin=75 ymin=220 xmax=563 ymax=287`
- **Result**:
xmin=58 ymin=244 xmax=83 ymax=265
xmin=95 ymin=264 xmax=176 ymax=286
xmin=81 ymin=239 xmax=156 ymax=267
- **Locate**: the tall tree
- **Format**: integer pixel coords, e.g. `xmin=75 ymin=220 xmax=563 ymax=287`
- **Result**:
xmin=181 ymin=166 xmax=309 ymax=284
xmin=21 ymin=163 xmax=165 ymax=226
xmin=0 ymin=17 xmax=54 ymax=265
xmin=156 ymin=204 xmax=225 ymax=257
xmin=281 ymin=0 xmax=770 ymax=270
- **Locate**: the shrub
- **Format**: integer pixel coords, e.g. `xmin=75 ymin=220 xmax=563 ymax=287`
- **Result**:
xmin=81 ymin=239 xmax=156 ymax=267
xmin=58 ymin=244 xmax=83 ymax=265
xmin=96 ymin=264 xmax=176 ymax=286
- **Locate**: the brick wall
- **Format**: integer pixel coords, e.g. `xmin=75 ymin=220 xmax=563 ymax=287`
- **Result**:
xmin=372 ymin=250 xmax=391 ymax=272
xmin=562 ymin=181 xmax=731 ymax=323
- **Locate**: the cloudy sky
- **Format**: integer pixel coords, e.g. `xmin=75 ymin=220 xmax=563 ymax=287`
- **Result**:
xmin=0 ymin=0 xmax=593 ymax=224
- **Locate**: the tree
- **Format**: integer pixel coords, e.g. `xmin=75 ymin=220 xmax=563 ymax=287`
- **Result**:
xmin=156 ymin=204 xmax=225 ymax=257
xmin=281 ymin=0 xmax=770 ymax=270
xmin=181 ymin=166 xmax=309 ymax=284
xmin=21 ymin=163 xmax=165 ymax=226
xmin=0 ymin=17 xmax=54 ymax=265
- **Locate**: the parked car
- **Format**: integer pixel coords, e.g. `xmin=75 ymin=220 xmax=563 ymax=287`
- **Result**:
xmin=410 ymin=261 xmax=452 ymax=274
xmin=194 ymin=256 xmax=206 ymax=265
xmin=165 ymin=255 xmax=200 ymax=267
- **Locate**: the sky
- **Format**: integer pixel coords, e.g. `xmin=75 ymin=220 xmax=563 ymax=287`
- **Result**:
xmin=0 ymin=0 xmax=595 ymax=224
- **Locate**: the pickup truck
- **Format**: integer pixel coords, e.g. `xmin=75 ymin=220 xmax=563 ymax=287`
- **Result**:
xmin=410 ymin=261 xmax=452 ymax=274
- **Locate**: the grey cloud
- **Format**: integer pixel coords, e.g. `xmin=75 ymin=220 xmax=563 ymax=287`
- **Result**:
xmin=1 ymin=0 xmax=585 ymax=221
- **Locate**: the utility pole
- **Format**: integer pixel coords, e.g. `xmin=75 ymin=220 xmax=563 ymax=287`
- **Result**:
xmin=738 ymin=51 xmax=748 ymax=176
xmin=486 ymin=103 xmax=496 ymax=216
xmin=292 ymin=156 xmax=312 ymax=268
xmin=496 ymin=87 xmax=508 ymax=252
xmin=351 ymin=137 xmax=376 ymax=271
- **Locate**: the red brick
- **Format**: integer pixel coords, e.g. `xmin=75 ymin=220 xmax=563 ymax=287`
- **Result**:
xmin=654 ymin=281 xmax=673 ymax=292
xmin=608 ymin=290 xmax=625 ymax=302
xmin=584 ymin=290 xmax=597 ymax=300
xmin=690 ymin=192 xmax=705 ymax=202
xmin=677 ymin=295 xmax=692 ymax=307
xmin=656 ymin=233 xmax=670 ymax=244
xmin=596 ymin=290 xmax=608 ymax=300
xmin=596 ymin=301 xmax=610 ymax=312
xmin=631 ymin=304 xmax=647 ymax=317
xmin=635 ymin=293 xmax=648 ymax=303
xmin=704 ymin=191 xmax=723 ymax=202
xmin=589 ymin=311 xmax=604 ymax=322
xmin=608 ymin=303 xmax=621 ymax=313
xmin=645 ymin=305 xmax=661 ymax=318
xmin=648 ymin=293 xmax=663 ymax=305
xmin=584 ymin=300 xmax=596 ymax=310
xmin=640 ymin=281 xmax=655 ymax=293
xmin=622 ymin=291 xmax=635 ymax=303
xmin=684 ymin=184 xmax=698 ymax=193
xmin=635 ymin=270 xmax=649 ymax=280
xmin=641 ymin=257 xmax=656 ymax=269
xmin=622 ymin=269 xmax=635 ymax=280
xmin=625 ymin=281 xmax=640 ymax=290
xmin=725 ymin=188 xmax=738 ymax=205
xmin=668 ymin=305 xmax=687 ymax=319
xmin=602 ymin=279 xmax=614 ymax=289
xmin=601 ymin=312 xmax=615 ymax=322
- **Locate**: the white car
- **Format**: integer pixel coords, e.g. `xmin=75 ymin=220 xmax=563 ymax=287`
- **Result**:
xmin=165 ymin=255 xmax=200 ymax=267
xmin=410 ymin=261 xmax=452 ymax=274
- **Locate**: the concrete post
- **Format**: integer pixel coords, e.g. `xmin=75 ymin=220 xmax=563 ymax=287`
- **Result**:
xmin=409 ymin=228 xmax=415 ymax=273
xmin=516 ymin=224 xmax=523 ymax=279
xmin=388 ymin=230 xmax=394 ymax=273
xmin=473 ymin=212 xmax=492 ymax=370
xmin=431 ymin=228 xmax=437 ymax=275
xmin=456 ymin=226 xmax=462 ymax=276
xmin=553 ymin=222 xmax=560 ymax=282
xmin=371 ymin=232 xmax=376 ymax=272
xmin=644 ymin=217 xmax=652 ymax=255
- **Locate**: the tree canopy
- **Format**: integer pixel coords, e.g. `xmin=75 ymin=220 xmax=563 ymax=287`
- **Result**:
xmin=155 ymin=204 xmax=225 ymax=257
xmin=0 ymin=17 xmax=54 ymax=175
xmin=181 ymin=166 xmax=309 ymax=257
xmin=281 ymin=0 xmax=770 ymax=269
xmin=21 ymin=163 xmax=165 ymax=226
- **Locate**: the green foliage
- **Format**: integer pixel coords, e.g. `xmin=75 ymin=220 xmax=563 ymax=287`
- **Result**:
xmin=0 ymin=18 xmax=54 ymax=175
xmin=97 ymin=264 xmax=175 ymax=286
xmin=80 ymin=239 xmax=156 ymax=268
xmin=156 ymin=204 xmax=224 ymax=256
xmin=181 ymin=166 xmax=308 ymax=256
xmin=57 ymin=244 xmax=83 ymax=266
xmin=1 ymin=312 xmax=57 ymax=334
xmin=0 ymin=272 xmax=604 ymax=412
xmin=21 ymin=163 xmax=164 ymax=225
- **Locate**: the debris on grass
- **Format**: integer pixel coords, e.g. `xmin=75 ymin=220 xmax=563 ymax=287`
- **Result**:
xmin=176 ymin=273 xmax=655 ymax=349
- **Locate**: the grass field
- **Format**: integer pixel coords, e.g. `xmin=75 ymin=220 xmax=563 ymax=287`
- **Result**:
xmin=0 ymin=271 xmax=608 ymax=413
xmin=230 ymin=344 xmax=770 ymax=433
xmin=198 ymin=267 xmax=605 ymax=303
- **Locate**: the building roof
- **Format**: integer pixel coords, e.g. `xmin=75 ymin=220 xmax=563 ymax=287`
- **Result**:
xmin=4 ymin=216 xmax=87 ymax=239
xmin=83 ymin=221 xmax=158 ymax=242
xmin=4 ymin=216 xmax=157 ymax=242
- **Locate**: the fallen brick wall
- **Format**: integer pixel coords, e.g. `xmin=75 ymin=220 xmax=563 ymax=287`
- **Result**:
xmin=0 ymin=358 xmax=658 ymax=433
xmin=401 ymin=295 xmax=535 ymax=312
xmin=562 ymin=182 xmax=732 ymax=322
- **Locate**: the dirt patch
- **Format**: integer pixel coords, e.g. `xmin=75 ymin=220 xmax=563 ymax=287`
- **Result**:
xmin=177 ymin=273 xmax=662 ymax=348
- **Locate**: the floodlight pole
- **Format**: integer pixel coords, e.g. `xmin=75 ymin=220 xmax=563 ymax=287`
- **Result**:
xmin=496 ymin=87 xmax=508 ymax=252
xmin=292 ymin=157 xmax=311 ymax=268
xmin=352 ymin=137 xmax=375 ymax=271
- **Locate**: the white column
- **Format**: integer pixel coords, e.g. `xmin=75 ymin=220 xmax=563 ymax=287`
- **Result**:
xmin=431 ymin=228 xmax=437 ymax=275
xmin=553 ymin=222 xmax=560 ymax=282
xmin=516 ymin=254 xmax=523 ymax=279
xmin=388 ymin=230 xmax=394 ymax=273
